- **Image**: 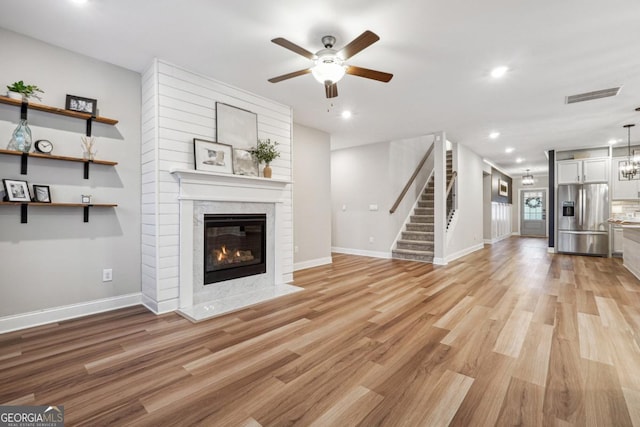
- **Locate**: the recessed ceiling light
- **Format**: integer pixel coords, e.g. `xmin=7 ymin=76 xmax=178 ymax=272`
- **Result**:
xmin=608 ymin=139 xmax=618 ymax=145
xmin=489 ymin=131 xmax=500 ymax=139
xmin=70 ymin=0 xmax=88 ymax=4
xmin=341 ymin=110 xmax=352 ymax=119
xmin=505 ymin=147 xmax=514 ymax=153
xmin=491 ymin=66 xmax=509 ymax=78
xmin=516 ymin=157 xmax=524 ymax=163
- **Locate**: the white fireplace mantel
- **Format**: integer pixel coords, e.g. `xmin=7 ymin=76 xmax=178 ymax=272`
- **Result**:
xmin=170 ymin=167 xmax=300 ymax=321
xmin=170 ymin=168 xmax=292 ymax=202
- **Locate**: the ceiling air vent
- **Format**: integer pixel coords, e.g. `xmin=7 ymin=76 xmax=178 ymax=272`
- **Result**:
xmin=566 ymin=87 xmax=621 ymax=104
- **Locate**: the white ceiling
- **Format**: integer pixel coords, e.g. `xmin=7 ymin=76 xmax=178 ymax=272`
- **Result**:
xmin=1 ymin=0 xmax=639 ymax=175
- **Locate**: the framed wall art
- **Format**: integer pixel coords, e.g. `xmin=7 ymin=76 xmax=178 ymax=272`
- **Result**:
xmin=3 ymin=179 xmax=31 ymax=202
xmin=215 ymin=102 xmax=258 ymax=151
xmin=499 ymin=179 xmax=509 ymax=196
xmin=66 ymin=94 xmax=98 ymax=116
xmin=233 ymin=148 xmax=258 ymax=176
xmin=33 ymin=185 xmax=51 ymax=203
xmin=194 ymin=139 xmax=233 ymax=174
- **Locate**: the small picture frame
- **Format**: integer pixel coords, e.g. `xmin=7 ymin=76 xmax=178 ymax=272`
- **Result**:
xmin=233 ymin=148 xmax=259 ymax=176
xmin=65 ymin=94 xmax=98 ymax=116
xmin=193 ymin=139 xmax=233 ymax=174
xmin=3 ymin=179 xmax=31 ymax=202
xmin=499 ymin=179 xmax=509 ymax=196
xmin=33 ymin=185 xmax=51 ymax=203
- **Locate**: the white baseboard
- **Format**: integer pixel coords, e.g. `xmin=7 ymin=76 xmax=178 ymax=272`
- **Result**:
xmin=331 ymin=247 xmax=392 ymax=259
xmin=294 ymin=257 xmax=333 ymax=271
xmin=0 ymin=293 xmax=143 ymax=334
xmin=446 ymin=243 xmax=485 ymax=263
xmin=484 ymin=234 xmax=512 ymax=245
xmin=547 ymin=247 xmax=556 ymax=254
xmin=511 ymin=231 xmax=520 ymax=236
xmin=141 ymin=295 xmax=179 ymax=315
xmin=433 ymin=257 xmax=447 ymax=265
xmin=624 ymin=261 xmax=640 ymax=282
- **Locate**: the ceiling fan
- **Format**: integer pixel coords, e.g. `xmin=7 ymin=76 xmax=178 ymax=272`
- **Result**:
xmin=268 ymin=30 xmax=393 ymax=98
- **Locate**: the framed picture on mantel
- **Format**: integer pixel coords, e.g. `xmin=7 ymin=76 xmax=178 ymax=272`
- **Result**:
xmin=193 ymin=139 xmax=233 ymax=174
xmin=215 ymin=102 xmax=258 ymax=151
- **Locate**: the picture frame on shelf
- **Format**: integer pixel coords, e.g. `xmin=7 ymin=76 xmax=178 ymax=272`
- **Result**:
xmin=3 ymin=179 xmax=31 ymax=202
xmin=65 ymin=94 xmax=98 ymax=116
xmin=232 ymin=148 xmax=259 ymax=176
xmin=215 ymin=102 xmax=258 ymax=151
xmin=193 ymin=139 xmax=233 ymax=174
xmin=33 ymin=185 xmax=51 ymax=203
xmin=499 ymin=179 xmax=509 ymax=196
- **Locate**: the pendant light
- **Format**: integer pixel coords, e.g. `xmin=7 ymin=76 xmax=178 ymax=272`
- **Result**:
xmin=620 ymin=124 xmax=638 ymax=180
xmin=522 ymin=169 xmax=534 ymax=186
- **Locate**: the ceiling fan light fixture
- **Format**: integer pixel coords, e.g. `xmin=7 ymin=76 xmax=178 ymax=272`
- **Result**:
xmin=311 ymin=55 xmax=346 ymax=84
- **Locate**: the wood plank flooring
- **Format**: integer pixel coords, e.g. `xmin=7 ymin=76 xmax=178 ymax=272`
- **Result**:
xmin=2 ymin=237 xmax=640 ymax=426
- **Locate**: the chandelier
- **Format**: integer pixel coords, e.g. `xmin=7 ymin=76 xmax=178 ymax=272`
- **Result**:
xmin=522 ymin=169 xmax=534 ymax=186
xmin=620 ymin=124 xmax=638 ymax=180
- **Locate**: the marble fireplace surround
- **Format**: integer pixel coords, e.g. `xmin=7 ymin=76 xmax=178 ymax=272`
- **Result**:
xmin=170 ymin=168 xmax=301 ymax=321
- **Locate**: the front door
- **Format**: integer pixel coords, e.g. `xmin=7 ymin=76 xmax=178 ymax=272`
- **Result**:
xmin=521 ymin=190 xmax=546 ymax=237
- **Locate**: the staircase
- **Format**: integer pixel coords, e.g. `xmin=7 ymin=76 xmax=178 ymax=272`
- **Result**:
xmin=392 ymin=151 xmax=453 ymax=263
xmin=391 ymin=178 xmax=435 ymax=262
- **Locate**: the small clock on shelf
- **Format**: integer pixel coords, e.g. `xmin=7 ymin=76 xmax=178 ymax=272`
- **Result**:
xmin=34 ymin=139 xmax=53 ymax=154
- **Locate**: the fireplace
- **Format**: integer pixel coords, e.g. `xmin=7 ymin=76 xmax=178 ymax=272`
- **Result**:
xmin=204 ymin=214 xmax=266 ymax=284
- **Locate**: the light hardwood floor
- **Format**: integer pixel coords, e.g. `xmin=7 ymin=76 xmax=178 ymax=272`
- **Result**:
xmin=2 ymin=237 xmax=640 ymax=426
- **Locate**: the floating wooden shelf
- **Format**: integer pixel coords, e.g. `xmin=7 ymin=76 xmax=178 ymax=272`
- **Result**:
xmin=0 ymin=202 xmax=118 ymax=207
xmin=0 ymin=149 xmax=117 ymax=178
xmin=0 ymin=95 xmax=118 ymax=125
xmin=0 ymin=202 xmax=117 ymax=223
xmin=0 ymin=149 xmax=117 ymax=166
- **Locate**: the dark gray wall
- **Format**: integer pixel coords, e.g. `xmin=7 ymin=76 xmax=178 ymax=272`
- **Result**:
xmin=491 ymin=168 xmax=512 ymax=204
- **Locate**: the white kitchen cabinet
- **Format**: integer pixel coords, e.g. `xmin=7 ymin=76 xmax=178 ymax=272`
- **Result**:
xmin=611 ymin=157 xmax=640 ymax=200
xmin=557 ymin=158 xmax=608 ymax=184
xmin=613 ymin=227 xmax=624 ymax=253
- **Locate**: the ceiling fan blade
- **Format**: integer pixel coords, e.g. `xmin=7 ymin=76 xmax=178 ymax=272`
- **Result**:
xmin=346 ymin=66 xmax=393 ymax=82
xmin=271 ymin=37 xmax=315 ymax=60
xmin=338 ymin=30 xmax=380 ymax=60
xmin=268 ymin=68 xmax=312 ymax=83
xmin=325 ymin=82 xmax=338 ymax=98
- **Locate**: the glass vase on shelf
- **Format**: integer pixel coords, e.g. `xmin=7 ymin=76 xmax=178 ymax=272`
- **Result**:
xmin=7 ymin=119 xmax=33 ymax=153
xmin=80 ymin=136 xmax=97 ymax=161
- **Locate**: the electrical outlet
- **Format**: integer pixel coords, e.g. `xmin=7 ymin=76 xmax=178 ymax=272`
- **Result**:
xmin=102 ymin=268 xmax=113 ymax=282
xmin=294 ymin=246 xmax=299 ymax=253
xmin=369 ymin=236 xmax=375 ymax=243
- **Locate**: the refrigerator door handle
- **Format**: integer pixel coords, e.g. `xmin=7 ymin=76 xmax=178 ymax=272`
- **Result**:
xmin=559 ymin=230 xmax=608 ymax=235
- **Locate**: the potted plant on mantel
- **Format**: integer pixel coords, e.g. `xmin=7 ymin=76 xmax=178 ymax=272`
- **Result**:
xmin=6 ymin=80 xmax=44 ymax=101
xmin=250 ymin=138 xmax=280 ymax=178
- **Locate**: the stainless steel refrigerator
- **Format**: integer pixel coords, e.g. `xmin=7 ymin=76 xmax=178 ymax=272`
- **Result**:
xmin=557 ymin=183 xmax=609 ymax=256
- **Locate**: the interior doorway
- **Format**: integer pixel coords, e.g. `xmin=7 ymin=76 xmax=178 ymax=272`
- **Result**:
xmin=520 ymin=189 xmax=547 ymax=237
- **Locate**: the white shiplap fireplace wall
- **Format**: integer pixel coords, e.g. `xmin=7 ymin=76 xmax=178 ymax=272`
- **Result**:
xmin=141 ymin=59 xmax=294 ymax=314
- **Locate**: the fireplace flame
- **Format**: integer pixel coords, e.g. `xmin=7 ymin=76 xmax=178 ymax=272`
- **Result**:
xmin=213 ymin=245 xmax=254 ymax=266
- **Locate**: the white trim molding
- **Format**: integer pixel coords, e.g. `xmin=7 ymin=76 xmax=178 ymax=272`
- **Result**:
xmin=331 ymin=247 xmax=392 ymax=259
xmin=294 ymin=257 xmax=333 ymax=271
xmin=0 ymin=293 xmax=143 ymax=334
xmin=445 ymin=243 xmax=485 ymax=263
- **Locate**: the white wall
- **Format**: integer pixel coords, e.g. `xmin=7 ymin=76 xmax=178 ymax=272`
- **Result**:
xmin=444 ymin=143 xmax=485 ymax=260
xmin=0 ymin=29 xmax=141 ymax=325
xmin=292 ymin=123 xmax=332 ymax=270
xmin=331 ymin=135 xmax=434 ymax=257
xmin=140 ymin=60 xmax=293 ymax=313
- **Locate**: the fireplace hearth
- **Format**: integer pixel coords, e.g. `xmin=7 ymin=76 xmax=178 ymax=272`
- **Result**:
xmin=204 ymin=214 xmax=266 ymax=284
